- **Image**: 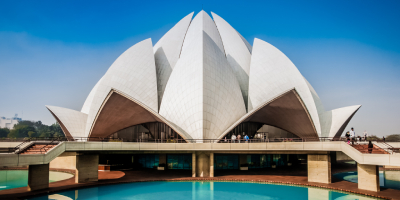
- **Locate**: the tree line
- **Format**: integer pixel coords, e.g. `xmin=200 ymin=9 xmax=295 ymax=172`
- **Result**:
xmin=0 ymin=120 xmax=65 ymax=138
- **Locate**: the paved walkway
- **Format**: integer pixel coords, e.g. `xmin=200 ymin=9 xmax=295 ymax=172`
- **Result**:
xmin=1 ymin=165 xmax=399 ymax=200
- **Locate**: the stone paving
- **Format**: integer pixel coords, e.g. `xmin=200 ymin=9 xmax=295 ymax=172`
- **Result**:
xmin=0 ymin=163 xmax=399 ymax=200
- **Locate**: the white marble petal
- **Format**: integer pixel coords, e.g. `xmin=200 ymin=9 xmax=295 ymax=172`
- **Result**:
xmin=85 ymin=38 xmax=158 ymax=137
xmin=211 ymin=12 xmax=251 ymax=111
xmin=46 ymin=106 xmax=88 ymax=139
xmin=154 ymin=12 xmax=194 ymax=109
xmin=248 ymin=38 xmax=321 ymax=136
xmin=159 ymin=11 xmax=246 ymax=140
xmin=329 ymin=105 xmax=362 ymax=138
xmin=81 ymin=76 xmax=103 ymax=114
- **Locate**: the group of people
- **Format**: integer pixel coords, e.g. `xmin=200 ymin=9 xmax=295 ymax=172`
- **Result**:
xmin=345 ymin=127 xmax=374 ymax=153
xmin=345 ymin=128 xmax=370 ymax=145
xmin=225 ymin=134 xmax=250 ymax=143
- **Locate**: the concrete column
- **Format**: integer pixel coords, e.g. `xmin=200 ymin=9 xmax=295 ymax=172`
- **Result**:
xmin=159 ymin=154 xmax=167 ymax=166
xmin=196 ymin=152 xmax=210 ymax=177
xmin=192 ymin=153 xmax=196 ymax=177
xmin=28 ymin=164 xmax=49 ymax=191
xmin=239 ymin=154 xmax=247 ymax=166
xmin=210 ymin=153 xmax=214 ymax=177
xmin=76 ymin=154 xmax=99 ymax=183
xmin=358 ymin=164 xmax=380 ymax=192
xmin=307 ymin=154 xmax=331 ymax=184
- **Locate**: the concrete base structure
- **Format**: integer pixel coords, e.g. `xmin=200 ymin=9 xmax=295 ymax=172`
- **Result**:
xmin=28 ymin=164 xmax=49 ymax=191
xmin=358 ymin=164 xmax=380 ymax=192
xmin=75 ymin=154 xmax=99 ymax=183
xmin=307 ymin=154 xmax=331 ymax=184
xmin=49 ymin=152 xmax=77 ymax=170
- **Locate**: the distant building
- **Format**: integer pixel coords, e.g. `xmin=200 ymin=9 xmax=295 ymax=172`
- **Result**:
xmin=0 ymin=114 xmax=22 ymax=129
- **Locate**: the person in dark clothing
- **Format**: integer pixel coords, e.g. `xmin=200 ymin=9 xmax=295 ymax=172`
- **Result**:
xmin=368 ymin=141 xmax=373 ymax=154
xmin=383 ymin=136 xmax=386 ymax=142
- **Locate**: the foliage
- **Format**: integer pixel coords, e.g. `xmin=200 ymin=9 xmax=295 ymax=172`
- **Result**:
xmin=367 ymin=135 xmax=380 ymax=141
xmin=0 ymin=128 xmax=10 ymax=138
xmin=5 ymin=120 xmax=64 ymax=139
xmin=386 ymin=134 xmax=400 ymax=142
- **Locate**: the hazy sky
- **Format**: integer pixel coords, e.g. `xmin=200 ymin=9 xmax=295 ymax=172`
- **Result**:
xmin=1 ymin=0 xmax=399 ymax=137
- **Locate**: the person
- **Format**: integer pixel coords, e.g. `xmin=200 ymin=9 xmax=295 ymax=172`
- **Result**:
xmin=345 ymin=131 xmax=350 ymax=144
xmin=245 ymin=135 xmax=249 ymax=143
xmin=237 ymin=134 xmax=241 ymax=143
xmin=363 ymin=130 xmax=368 ymax=141
xmin=224 ymin=137 xmax=227 ymax=143
xmin=350 ymin=128 xmax=355 ymax=145
xmin=383 ymin=136 xmax=386 ymax=142
xmin=368 ymin=141 xmax=373 ymax=154
xmin=231 ymin=134 xmax=236 ymax=143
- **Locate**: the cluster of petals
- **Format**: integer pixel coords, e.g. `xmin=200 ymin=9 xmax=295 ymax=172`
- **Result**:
xmin=46 ymin=11 xmax=360 ymax=141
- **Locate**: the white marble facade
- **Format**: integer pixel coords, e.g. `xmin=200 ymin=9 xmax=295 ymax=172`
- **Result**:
xmin=46 ymin=11 xmax=361 ymax=141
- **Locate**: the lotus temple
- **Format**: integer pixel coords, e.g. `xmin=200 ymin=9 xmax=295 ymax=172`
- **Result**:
xmin=1 ymin=11 xmax=399 ymax=200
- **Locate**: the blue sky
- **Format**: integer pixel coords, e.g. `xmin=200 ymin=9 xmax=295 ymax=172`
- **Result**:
xmin=0 ymin=0 xmax=399 ymax=136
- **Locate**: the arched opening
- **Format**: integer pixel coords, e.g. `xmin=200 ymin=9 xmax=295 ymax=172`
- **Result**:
xmin=220 ymin=122 xmax=300 ymax=141
xmin=108 ymin=122 xmax=185 ymax=142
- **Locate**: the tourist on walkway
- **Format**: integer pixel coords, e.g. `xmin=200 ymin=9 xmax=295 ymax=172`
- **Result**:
xmin=350 ymin=128 xmax=355 ymax=145
xmin=345 ymin=131 xmax=350 ymax=144
xmin=245 ymin=135 xmax=249 ymax=143
xmin=224 ymin=137 xmax=227 ymax=143
xmin=383 ymin=136 xmax=386 ymax=142
xmin=231 ymin=134 xmax=236 ymax=143
xmin=368 ymin=141 xmax=373 ymax=153
xmin=237 ymin=134 xmax=241 ymax=143
xmin=363 ymin=130 xmax=368 ymax=141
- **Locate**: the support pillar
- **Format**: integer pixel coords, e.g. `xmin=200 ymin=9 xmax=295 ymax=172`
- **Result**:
xmin=358 ymin=164 xmax=380 ymax=192
xmin=210 ymin=153 xmax=214 ymax=177
xmin=196 ymin=152 xmax=210 ymax=177
xmin=28 ymin=164 xmax=49 ymax=191
xmin=307 ymin=154 xmax=331 ymax=184
xmin=159 ymin=154 xmax=167 ymax=166
xmin=192 ymin=153 xmax=196 ymax=177
xmin=76 ymin=154 xmax=99 ymax=183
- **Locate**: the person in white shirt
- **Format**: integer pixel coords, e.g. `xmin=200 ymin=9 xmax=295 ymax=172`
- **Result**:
xmin=350 ymin=128 xmax=355 ymax=144
xmin=231 ymin=134 xmax=236 ymax=143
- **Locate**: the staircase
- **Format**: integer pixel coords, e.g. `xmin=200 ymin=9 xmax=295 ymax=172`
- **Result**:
xmin=19 ymin=143 xmax=57 ymax=154
xmin=351 ymin=144 xmax=389 ymax=154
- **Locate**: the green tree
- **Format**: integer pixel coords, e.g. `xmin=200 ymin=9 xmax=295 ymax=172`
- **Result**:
xmin=386 ymin=134 xmax=400 ymax=142
xmin=0 ymin=128 xmax=10 ymax=138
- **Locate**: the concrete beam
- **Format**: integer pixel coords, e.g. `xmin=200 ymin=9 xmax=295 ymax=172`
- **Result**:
xmin=307 ymin=154 xmax=331 ymax=184
xmin=76 ymin=154 xmax=99 ymax=183
xmin=358 ymin=164 xmax=380 ymax=192
xmin=28 ymin=164 xmax=49 ymax=191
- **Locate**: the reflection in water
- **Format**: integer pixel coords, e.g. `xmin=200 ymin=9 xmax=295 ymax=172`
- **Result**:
xmin=334 ymin=171 xmax=400 ymax=190
xmin=0 ymin=170 xmax=73 ymax=191
xmin=27 ymin=181 xmax=378 ymax=200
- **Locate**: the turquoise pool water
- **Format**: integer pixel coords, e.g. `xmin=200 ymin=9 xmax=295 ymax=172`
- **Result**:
xmin=27 ymin=181 xmax=380 ymax=200
xmin=0 ymin=170 xmax=73 ymax=191
xmin=334 ymin=171 xmax=400 ymax=190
